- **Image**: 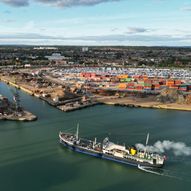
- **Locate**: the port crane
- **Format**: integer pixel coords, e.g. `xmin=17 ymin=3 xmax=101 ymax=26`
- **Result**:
xmin=8 ymin=86 xmax=22 ymax=116
xmin=12 ymin=88 xmax=22 ymax=112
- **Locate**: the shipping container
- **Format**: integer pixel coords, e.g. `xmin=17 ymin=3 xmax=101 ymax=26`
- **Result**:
xmin=118 ymin=83 xmax=127 ymax=89
xmin=125 ymin=78 xmax=132 ymax=82
xmin=117 ymin=75 xmax=128 ymax=79
xmin=174 ymin=80 xmax=182 ymax=85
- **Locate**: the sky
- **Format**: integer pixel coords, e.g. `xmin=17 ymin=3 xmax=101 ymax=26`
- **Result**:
xmin=0 ymin=0 xmax=191 ymax=46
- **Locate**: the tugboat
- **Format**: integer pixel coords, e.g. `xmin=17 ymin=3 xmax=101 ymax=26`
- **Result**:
xmin=59 ymin=124 xmax=166 ymax=168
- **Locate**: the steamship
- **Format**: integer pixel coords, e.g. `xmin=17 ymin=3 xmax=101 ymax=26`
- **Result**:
xmin=59 ymin=125 xmax=166 ymax=168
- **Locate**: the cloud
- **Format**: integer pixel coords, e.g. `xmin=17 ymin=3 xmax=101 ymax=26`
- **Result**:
xmin=1 ymin=35 xmax=191 ymax=46
xmin=0 ymin=33 xmax=56 ymax=39
xmin=1 ymin=32 xmax=191 ymax=44
xmin=3 ymin=10 xmax=12 ymax=14
xmin=67 ymin=34 xmax=187 ymax=42
xmin=126 ymin=27 xmax=148 ymax=34
xmin=181 ymin=6 xmax=191 ymax=11
xmin=0 ymin=0 xmax=121 ymax=7
xmin=2 ymin=19 xmax=16 ymax=22
xmin=38 ymin=0 xmax=120 ymax=7
xmin=111 ymin=27 xmax=118 ymax=32
xmin=1 ymin=0 xmax=29 ymax=7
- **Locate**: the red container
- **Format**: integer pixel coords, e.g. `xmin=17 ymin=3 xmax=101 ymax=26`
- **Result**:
xmin=174 ymin=80 xmax=182 ymax=85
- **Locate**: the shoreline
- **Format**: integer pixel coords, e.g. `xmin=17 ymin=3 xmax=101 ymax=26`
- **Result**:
xmin=96 ymin=97 xmax=191 ymax=112
xmin=1 ymin=76 xmax=190 ymax=112
xmin=0 ymin=76 xmax=99 ymax=112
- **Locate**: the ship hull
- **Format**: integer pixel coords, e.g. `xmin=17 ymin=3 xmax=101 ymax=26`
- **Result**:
xmin=60 ymin=138 xmax=163 ymax=168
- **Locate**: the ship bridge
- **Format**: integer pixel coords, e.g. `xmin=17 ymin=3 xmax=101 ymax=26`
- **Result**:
xmin=105 ymin=142 xmax=126 ymax=152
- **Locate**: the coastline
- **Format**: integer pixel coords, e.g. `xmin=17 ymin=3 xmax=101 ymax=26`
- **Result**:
xmin=0 ymin=76 xmax=99 ymax=112
xmin=96 ymin=97 xmax=191 ymax=112
xmin=1 ymin=76 xmax=190 ymax=112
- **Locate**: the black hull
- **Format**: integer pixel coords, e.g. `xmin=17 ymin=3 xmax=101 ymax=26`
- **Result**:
xmin=60 ymin=139 xmax=163 ymax=168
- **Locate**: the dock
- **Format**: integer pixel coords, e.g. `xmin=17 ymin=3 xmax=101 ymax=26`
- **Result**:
xmin=1 ymin=73 xmax=190 ymax=113
xmin=57 ymin=101 xmax=99 ymax=112
xmin=0 ymin=110 xmax=37 ymax=122
xmin=0 ymin=87 xmax=38 ymax=122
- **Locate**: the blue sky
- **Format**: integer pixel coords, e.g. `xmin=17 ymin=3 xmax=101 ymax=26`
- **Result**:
xmin=0 ymin=0 xmax=191 ymax=46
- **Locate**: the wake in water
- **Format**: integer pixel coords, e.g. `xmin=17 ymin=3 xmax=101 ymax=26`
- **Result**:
xmin=137 ymin=165 xmax=182 ymax=180
xmin=138 ymin=165 xmax=164 ymax=176
xmin=136 ymin=140 xmax=191 ymax=180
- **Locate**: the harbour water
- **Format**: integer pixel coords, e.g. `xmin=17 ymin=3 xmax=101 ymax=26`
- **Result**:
xmin=0 ymin=82 xmax=191 ymax=191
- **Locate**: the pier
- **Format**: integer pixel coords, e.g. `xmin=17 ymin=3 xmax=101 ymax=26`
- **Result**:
xmin=0 ymin=88 xmax=37 ymax=122
xmin=57 ymin=101 xmax=100 ymax=112
xmin=0 ymin=111 xmax=37 ymax=121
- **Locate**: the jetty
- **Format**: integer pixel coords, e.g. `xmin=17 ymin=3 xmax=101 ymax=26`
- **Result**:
xmin=57 ymin=101 xmax=99 ymax=112
xmin=0 ymin=93 xmax=37 ymax=122
xmin=0 ymin=111 xmax=37 ymax=121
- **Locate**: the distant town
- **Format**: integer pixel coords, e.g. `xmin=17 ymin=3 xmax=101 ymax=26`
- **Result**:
xmin=0 ymin=46 xmax=191 ymax=68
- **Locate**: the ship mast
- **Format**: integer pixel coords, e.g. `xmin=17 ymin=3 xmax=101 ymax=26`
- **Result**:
xmin=146 ymin=133 xmax=149 ymax=146
xmin=94 ymin=137 xmax=97 ymax=145
xmin=144 ymin=133 xmax=150 ymax=156
xmin=93 ymin=137 xmax=97 ymax=148
xmin=76 ymin=123 xmax=79 ymax=140
xmin=13 ymin=89 xmax=21 ymax=112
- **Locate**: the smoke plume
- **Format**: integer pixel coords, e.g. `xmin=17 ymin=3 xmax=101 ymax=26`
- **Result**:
xmin=136 ymin=140 xmax=191 ymax=156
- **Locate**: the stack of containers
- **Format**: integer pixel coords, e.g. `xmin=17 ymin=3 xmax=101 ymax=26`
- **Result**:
xmin=188 ymin=85 xmax=191 ymax=92
xmin=118 ymin=83 xmax=127 ymax=89
xmin=160 ymin=80 xmax=168 ymax=89
xmin=178 ymin=84 xmax=187 ymax=91
xmin=143 ymin=75 xmax=148 ymax=81
xmin=153 ymin=84 xmax=160 ymax=91
xmin=144 ymin=79 xmax=152 ymax=91
xmin=109 ymin=83 xmax=117 ymax=89
xmin=179 ymin=84 xmax=191 ymax=92
xmin=171 ymin=79 xmax=182 ymax=89
xmin=133 ymin=75 xmax=140 ymax=81
xmin=135 ymin=80 xmax=144 ymax=91
xmin=174 ymin=80 xmax=182 ymax=85
xmin=127 ymin=82 xmax=135 ymax=90
xmin=112 ymin=76 xmax=120 ymax=83
xmin=120 ymin=78 xmax=125 ymax=82
xmin=159 ymin=79 xmax=166 ymax=86
xmin=166 ymin=79 xmax=175 ymax=87
xmin=124 ymin=78 xmax=132 ymax=82
xmin=136 ymin=85 xmax=144 ymax=91
xmin=118 ymin=74 xmax=128 ymax=79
